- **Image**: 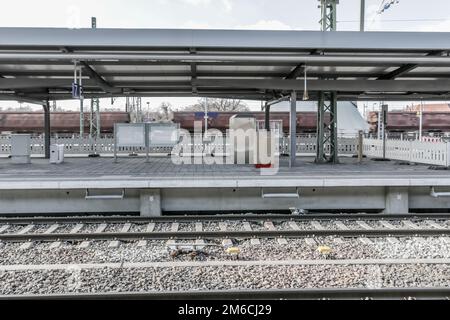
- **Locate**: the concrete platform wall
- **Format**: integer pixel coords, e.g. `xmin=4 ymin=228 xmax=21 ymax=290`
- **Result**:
xmin=0 ymin=186 xmax=447 ymax=215
xmin=160 ymin=187 xmax=386 ymax=212
xmin=0 ymin=189 xmax=141 ymax=215
xmin=409 ymin=187 xmax=450 ymax=210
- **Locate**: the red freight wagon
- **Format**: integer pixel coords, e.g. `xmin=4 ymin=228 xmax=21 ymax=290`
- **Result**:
xmin=368 ymin=111 xmax=450 ymax=133
xmin=173 ymin=111 xmax=328 ymax=134
xmin=0 ymin=112 xmax=130 ymax=134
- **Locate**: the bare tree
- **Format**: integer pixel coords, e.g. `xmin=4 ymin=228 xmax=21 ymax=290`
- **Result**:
xmin=184 ymin=98 xmax=249 ymax=112
xmin=6 ymin=105 xmax=33 ymax=112
xmin=149 ymin=102 xmax=173 ymax=122
xmin=52 ymin=106 xmax=67 ymax=112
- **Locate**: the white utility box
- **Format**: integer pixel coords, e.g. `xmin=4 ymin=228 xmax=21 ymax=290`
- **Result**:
xmin=50 ymin=144 xmax=64 ymax=164
xmin=229 ymin=114 xmax=257 ymax=164
xmin=11 ymin=134 xmax=31 ymax=164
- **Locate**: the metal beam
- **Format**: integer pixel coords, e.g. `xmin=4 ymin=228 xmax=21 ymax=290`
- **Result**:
xmin=285 ymin=49 xmax=320 ymax=80
xmin=0 ymin=78 xmax=95 ymax=90
xmin=0 ymin=93 xmax=45 ymax=105
xmin=266 ymin=95 xmax=290 ymax=106
xmin=81 ymin=63 xmax=121 ymax=94
xmin=4 ymin=70 xmax=450 ymax=79
xmin=285 ymin=64 xmax=305 ymax=80
xmin=377 ymin=51 xmax=445 ymax=80
xmin=192 ymin=79 xmax=450 ymax=92
xmin=4 ymin=28 xmax=450 ymax=51
xmin=377 ymin=64 xmax=419 ymax=80
xmin=62 ymin=47 xmax=120 ymax=94
xmin=17 ymin=92 xmax=450 ymax=102
xmin=1 ymin=53 xmax=450 ymax=65
xmin=21 ymin=92 xmax=450 ymax=102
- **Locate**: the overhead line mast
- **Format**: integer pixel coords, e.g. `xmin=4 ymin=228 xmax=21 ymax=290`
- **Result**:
xmin=316 ymin=0 xmax=339 ymax=164
xmin=89 ymin=17 xmax=101 ymax=140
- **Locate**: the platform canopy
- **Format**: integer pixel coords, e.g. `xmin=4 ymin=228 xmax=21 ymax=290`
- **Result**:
xmin=1 ymin=28 xmax=450 ymax=105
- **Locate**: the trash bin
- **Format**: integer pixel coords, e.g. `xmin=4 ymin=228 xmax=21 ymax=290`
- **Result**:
xmin=11 ymin=134 xmax=31 ymax=164
xmin=50 ymin=144 xmax=64 ymax=164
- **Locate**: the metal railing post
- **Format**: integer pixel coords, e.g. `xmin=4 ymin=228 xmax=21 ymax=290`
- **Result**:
xmin=447 ymin=141 xmax=450 ymax=167
xmin=358 ymin=130 xmax=364 ymax=163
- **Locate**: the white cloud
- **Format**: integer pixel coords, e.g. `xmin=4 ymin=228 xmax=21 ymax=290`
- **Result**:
xmin=236 ymin=19 xmax=293 ymax=30
xmin=181 ymin=0 xmax=210 ymax=5
xmin=222 ymin=0 xmax=233 ymax=12
xmin=181 ymin=20 xmax=213 ymax=29
xmin=180 ymin=0 xmax=233 ymax=12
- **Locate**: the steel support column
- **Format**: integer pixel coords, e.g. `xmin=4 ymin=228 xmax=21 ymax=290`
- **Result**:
xmin=290 ymin=91 xmax=297 ymax=167
xmin=265 ymin=103 xmax=271 ymax=131
xmin=265 ymin=95 xmax=290 ymax=133
xmin=320 ymin=0 xmax=338 ymax=31
xmin=43 ymin=101 xmax=51 ymax=159
xmin=80 ymin=98 xmax=84 ymax=136
xmin=317 ymin=0 xmax=339 ymax=164
xmin=360 ymin=0 xmax=365 ymax=32
xmin=316 ymin=91 xmax=338 ymax=164
xmin=89 ymin=98 xmax=101 ymax=139
xmin=316 ymin=93 xmax=325 ymax=162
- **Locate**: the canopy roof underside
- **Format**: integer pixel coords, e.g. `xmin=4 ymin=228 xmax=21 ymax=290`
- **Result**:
xmin=1 ymin=28 xmax=450 ymax=104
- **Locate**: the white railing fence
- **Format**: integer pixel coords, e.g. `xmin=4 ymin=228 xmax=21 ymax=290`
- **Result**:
xmin=3 ymin=134 xmax=449 ymax=166
xmin=280 ymin=136 xmax=357 ymax=155
xmin=363 ymin=138 xmax=450 ymax=167
xmin=0 ymin=134 xmax=359 ymax=156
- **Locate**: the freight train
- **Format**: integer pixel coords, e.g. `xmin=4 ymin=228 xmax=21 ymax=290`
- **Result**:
xmin=368 ymin=111 xmax=450 ymax=135
xmin=172 ymin=111 xmax=323 ymax=134
xmin=0 ymin=112 xmax=130 ymax=134
xmin=4 ymin=110 xmax=450 ymax=137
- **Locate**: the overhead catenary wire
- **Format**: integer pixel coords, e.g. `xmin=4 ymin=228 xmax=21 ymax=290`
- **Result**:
xmin=339 ymin=18 xmax=449 ymax=23
xmin=367 ymin=0 xmax=400 ymax=30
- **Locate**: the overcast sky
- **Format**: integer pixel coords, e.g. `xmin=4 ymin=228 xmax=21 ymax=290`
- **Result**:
xmin=1 ymin=0 xmax=450 ymax=111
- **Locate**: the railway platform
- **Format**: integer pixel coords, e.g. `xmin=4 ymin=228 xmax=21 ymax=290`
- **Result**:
xmin=1 ymin=156 xmax=450 ymax=215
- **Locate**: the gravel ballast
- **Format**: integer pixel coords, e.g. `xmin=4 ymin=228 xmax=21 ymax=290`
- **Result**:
xmin=0 ymin=237 xmax=450 ymax=266
xmin=0 ymin=264 xmax=448 ymax=295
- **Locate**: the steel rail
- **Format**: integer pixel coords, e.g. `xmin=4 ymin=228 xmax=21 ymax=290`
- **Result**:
xmin=1 ymin=213 xmax=450 ymax=225
xmin=0 ymin=53 xmax=450 ymax=65
xmin=0 ymin=229 xmax=448 ymax=242
xmin=1 ymin=288 xmax=449 ymax=300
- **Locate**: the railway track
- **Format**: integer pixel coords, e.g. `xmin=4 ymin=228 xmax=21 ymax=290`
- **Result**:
xmin=0 ymin=214 xmax=449 ymax=299
xmin=2 ymin=288 xmax=449 ymax=300
xmin=0 ymin=213 xmax=449 ymax=243
xmin=0 ymin=229 xmax=449 ymax=242
xmin=1 ymin=213 xmax=450 ymax=224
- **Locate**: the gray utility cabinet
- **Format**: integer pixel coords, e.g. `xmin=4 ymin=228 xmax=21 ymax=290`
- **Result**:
xmin=11 ymin=134 xmax=31 ymax=164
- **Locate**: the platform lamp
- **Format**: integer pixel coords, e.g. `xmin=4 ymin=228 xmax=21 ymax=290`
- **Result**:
xmin=303 ymin=66 xmax=310 ymax=101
